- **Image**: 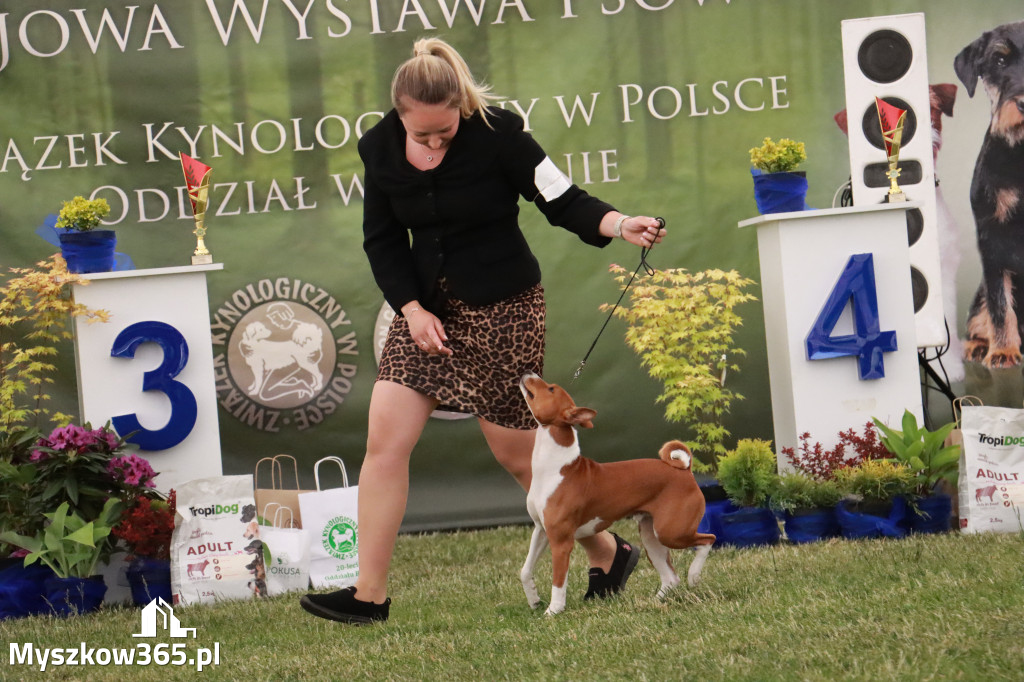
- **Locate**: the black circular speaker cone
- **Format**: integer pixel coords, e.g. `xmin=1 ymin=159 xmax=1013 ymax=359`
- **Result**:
xmin=906 ymin=208 xmax=923 ymax=246
xmin=862 ymin=97 xmax=917 ymax=150
xmin=910 ymin=266 xmax=928 ymax=313
xmin=858 ymin=29 xmax=913 ymax=83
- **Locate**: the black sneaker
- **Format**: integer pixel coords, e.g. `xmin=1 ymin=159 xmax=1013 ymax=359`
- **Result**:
xmin=300 ymin=586 xmax=390 ymax=624
xmin=583 ymin=533 xmax=640 ymax=600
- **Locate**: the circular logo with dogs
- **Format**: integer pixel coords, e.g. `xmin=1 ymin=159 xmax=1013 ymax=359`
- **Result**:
xmin=210 ymin=278 xmax=360 ymax=433
xmin=322 ymin=516 xmax=358 ymax=560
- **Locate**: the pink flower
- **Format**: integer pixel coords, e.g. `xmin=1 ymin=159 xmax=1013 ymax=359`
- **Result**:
xmin=107 ymin=454 xmax=157 ymax=488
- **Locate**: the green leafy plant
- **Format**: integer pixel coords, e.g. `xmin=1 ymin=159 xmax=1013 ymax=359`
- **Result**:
xmin=717 ymin=438 xmax=777 ymax=508
xmin=0 ymin=497 xmax=123 ymax=578
xmin=770 ymin=472 xmax=843 ymax=513
xmin=749 ymin=137 xmax=806 ymax=173
xmin=872 ymin=410 xmax=960 ymax=497
xmin=835 ymin=459 xmax=913 ymax=504
xmin=55 ymin=196 xmax=111 ymax=232
xmin=603 ymin=266 xmax=756 ymax=471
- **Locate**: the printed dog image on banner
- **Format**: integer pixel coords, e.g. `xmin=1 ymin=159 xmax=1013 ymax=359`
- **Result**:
xmin=955 ymin=21 xmax=1024 ymax=369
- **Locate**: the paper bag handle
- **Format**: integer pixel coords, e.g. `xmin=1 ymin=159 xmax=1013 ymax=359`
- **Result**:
xmin=953 ymin=395 xmax=983 ymax=428
xmin=314 ymin=456 xmax=349 ymax=490
xmin=255 ymin=454 xmax=301 ymax=490
xmin=261 ymin=502 xmax=296 ymax=528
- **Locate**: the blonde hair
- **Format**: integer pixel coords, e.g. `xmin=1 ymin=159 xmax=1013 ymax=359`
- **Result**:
xmin=391 ymin=37 xmax=499 ymax=125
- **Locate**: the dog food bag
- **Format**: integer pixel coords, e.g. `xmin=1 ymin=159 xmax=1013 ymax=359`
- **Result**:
xmin=959 ymin=406 xmax=1024 ymax=534
xmin=171 ymin=475 xmax=268 ymax=605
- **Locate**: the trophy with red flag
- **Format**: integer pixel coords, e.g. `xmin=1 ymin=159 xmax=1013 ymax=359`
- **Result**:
xmin=874 ymin=96 xmax=908 ymax=202
xmin=180 ymin=152 xmax=214 ymax=264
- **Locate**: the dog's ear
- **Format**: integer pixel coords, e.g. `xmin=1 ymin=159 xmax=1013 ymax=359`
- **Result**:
xmin=931 ymin=83 xmax=957 ymax=117
xmin=564 ymin=406 xmax=597 ymax=429
xmin=954 ymin=32 xmax=990 ymax=97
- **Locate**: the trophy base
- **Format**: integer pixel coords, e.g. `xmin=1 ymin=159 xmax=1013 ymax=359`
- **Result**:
xmin=191 ymin=253 xmax=214 ymax=265
xmin=884 ymin=191 xmax=907 ymax=203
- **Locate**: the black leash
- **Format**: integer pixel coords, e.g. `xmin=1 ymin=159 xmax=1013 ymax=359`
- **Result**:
xmin=572 ymin=217 xmax=664 ymax=383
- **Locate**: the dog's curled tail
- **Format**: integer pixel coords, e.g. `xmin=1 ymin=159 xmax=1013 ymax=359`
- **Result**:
xmin=659 ymin=440 xmax=693 ymax=470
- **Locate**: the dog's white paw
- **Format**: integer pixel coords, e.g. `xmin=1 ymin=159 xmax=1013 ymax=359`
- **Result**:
xmin=543 ymin=605 xmax=564 ymax=616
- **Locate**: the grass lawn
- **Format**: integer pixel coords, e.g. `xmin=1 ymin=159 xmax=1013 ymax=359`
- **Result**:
xmin=2 ymin=525 xmax=1023 ymax=681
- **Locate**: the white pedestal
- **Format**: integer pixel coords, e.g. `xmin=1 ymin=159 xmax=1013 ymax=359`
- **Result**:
xmin=739 ymin=205 xmax=923 ymax=470
xmin=71 ymin=264 xmax=224 ymax=493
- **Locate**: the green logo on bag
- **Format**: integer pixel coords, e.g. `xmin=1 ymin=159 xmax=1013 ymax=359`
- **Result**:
xmin=322 ymin=516 xmax=357 ymax=559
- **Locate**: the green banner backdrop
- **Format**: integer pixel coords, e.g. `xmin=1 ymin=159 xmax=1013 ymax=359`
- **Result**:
xmin=1 ymin=0 xmax=1020 ymax=529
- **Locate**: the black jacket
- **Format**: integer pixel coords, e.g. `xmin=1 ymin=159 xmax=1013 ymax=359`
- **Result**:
xmin=358 ymin=107 xmax=614 ymax=316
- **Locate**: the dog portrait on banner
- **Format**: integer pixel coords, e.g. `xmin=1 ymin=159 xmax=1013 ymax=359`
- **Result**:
xmin=955 ymin=20 xmax=1024 ymax=370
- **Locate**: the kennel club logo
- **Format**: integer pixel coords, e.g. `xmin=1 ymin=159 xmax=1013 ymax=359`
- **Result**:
xmin=211 ymin=278 xmax=359 ymax=432
xmin=323 ymin=515 xmax=358 ymax=560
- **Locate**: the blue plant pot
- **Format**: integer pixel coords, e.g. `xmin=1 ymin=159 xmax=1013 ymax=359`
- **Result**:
xmin=835 ymin=496 xmax=908 ymax=540
xmin=783 ymin=507 xmax=840 ymax=544
xmin=43 ymin=575 xmax=107 ymax=617
xmin=718 ymin=506 xmax=781 ymax=548
xmin=751 ymin=168 xmax=808 ymax=214
xmin=0 ymin=562 xmax=55 ymax=620
xmin=58 ymin=229 xmax=116 ymax=273
xmin=908 ymin=493 xmax=953 ymax=534
xmin=126 ymin=558 xmax=172 ymax=606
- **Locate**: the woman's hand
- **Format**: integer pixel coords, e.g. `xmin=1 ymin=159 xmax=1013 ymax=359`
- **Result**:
xmin=402 ymin=303 xmax=452 ymax=356
xmin=603 ymin=213 xmax=666 ymax=248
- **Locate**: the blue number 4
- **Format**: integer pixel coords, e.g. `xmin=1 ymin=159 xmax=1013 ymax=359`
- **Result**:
xmin=806 ymin=253 xmax=898 ymax=380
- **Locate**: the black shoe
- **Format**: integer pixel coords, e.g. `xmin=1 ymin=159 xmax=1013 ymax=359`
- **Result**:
xmin=583 ymin=533 xmax=640 ymax=600
xmin=300 ymin=586 xmax=390 ymax=624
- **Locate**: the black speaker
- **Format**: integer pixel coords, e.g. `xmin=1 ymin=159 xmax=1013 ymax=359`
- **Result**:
xmin=841 ymin=13 xmax=945 ymax=347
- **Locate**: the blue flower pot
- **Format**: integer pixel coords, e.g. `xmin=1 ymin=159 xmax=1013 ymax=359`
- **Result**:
xmin=751 ymin=168 xmax=809 ymax=214
xmin=58 ymin=229 xmax=116 ymax=273
xmin=783 ymin=507 xmax=840 ymax=544
xmin=126 ymin=558 xmax=172 ymax=605
xmin=908 ymin=493 xmax=953 ymax=534
xmin=43 ymin=575 xmax=106 ymax=617
xmin=836 ymin=496 xmax=908 ymax=540
xmin=718 ymin=506 xmax=781 ymax=548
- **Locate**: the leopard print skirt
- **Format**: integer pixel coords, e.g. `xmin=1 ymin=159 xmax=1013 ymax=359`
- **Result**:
xmin=377 ymin=283 xmax=545 ymax=430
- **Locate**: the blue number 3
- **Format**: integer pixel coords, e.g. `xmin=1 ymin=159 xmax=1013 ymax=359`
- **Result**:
xmin=806 ymin=253 xmax=898 ymax=380
xmin=111 ymin=321 xmax=198 ymax=450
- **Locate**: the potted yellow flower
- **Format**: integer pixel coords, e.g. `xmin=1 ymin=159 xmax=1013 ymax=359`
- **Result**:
xmin=748 ymin=137 xmax=809 ymax=214
xmin=54 ymin=196 xmax=115 ymax=273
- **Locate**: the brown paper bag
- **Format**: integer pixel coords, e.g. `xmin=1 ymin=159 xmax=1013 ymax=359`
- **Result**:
xmin=254 ymin=455 xmax=313 ymax=529
xmin=945 ymin=396 xmax=983 ymax=523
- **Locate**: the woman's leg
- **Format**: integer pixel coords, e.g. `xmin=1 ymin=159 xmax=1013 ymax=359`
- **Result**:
xmin=477 ymin=418 xmax=617 ymax=571
xmin=352 ymin=380 xmax=439 ymax=603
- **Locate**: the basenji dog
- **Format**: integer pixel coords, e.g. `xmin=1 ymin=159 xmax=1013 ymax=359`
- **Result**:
xmin=517 ymin=373 xmax=714 ymax=615
xmin=955 ymin=21 xmax=1024 ymax=368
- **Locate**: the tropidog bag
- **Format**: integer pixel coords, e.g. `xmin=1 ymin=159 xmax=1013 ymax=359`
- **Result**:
xmin=298 ymin=457 xmax=359 ymax=589
xmin=959 ymin=405 xmax=1024 ymax=534
xmin=170 ymin=475 xmax=267 ymax=604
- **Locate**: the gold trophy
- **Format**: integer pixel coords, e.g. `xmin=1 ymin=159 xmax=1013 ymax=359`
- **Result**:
xmin=180 ymin=152 xmax=214 ymax=264
xmin=875 ymin=96 xmax=907 ymax=203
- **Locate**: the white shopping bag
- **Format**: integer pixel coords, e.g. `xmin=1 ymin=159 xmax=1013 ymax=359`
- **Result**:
xmin=259 ymin=504 xmax=311 ymax=596
xmin=298 ymin=457 xmax=359 ymax=589
xmin=171 ymin=475 xmax=267 ymax=605
xmin=959 ymin=405 xmax=1024 ymax=534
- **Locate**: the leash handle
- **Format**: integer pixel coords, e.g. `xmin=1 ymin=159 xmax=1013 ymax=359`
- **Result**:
xmin=572 ymin=217 xmax=665 ymax=383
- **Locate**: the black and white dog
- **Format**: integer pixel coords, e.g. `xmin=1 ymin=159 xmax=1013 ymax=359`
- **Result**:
xmin=955 ymin=21 xmax=1024 ymax=369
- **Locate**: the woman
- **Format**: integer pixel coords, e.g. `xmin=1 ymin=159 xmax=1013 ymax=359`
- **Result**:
xmin=300 ymin=37 xmax=666 ymax=624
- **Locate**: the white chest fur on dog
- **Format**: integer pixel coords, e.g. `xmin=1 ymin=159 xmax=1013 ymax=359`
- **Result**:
xmin=517 ymin=372 xmax=715 ymax=616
